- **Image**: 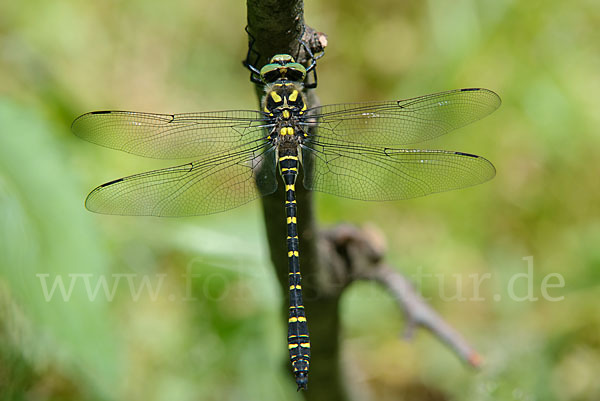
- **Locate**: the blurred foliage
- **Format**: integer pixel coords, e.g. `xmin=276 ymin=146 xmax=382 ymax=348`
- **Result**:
xmin=1 ymin=0 xmax=599 ymax=400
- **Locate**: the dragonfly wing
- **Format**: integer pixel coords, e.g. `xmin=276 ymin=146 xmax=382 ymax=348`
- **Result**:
xmin=72 ymin=110 xmax=269 ymax=159
xmin=301 ymin=141 xmax=495 ymax=201
xmin=306 ymin=88 xmax=500 ymax=146
xmin=85 ymin=146 xmax=277 ymax=216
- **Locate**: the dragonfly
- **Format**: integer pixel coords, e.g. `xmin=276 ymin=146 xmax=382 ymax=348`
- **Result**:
xmin=72 ymin=53 xmax=500 ymax=390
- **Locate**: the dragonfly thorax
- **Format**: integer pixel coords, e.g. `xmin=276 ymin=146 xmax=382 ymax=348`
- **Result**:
xmin=263 ymin=81 xmax=307 ymax=115
xmin=263 ymin=81 xmax=309 ymax=147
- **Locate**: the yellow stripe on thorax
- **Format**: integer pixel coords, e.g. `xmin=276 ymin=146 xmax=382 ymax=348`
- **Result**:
xmin=270 ymin=91 xmax=282 ymax=102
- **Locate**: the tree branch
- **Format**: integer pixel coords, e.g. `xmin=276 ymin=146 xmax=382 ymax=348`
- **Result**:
xmin=322 ymin=225 xmax=482 ymax=367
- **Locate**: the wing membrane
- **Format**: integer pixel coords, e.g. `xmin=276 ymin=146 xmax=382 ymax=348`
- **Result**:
xmin=306 ymin=88 xmax=500 ymax=146
xmin=72 ymin=110 xmax=270 ymax=159
xmin=85 ymin=146 xmax=277 ymax=216
xmin=301 ymin=140 xmax=495 ymax=201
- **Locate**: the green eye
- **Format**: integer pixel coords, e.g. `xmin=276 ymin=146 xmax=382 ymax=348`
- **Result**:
xmin=260 ymin=57 xmax=307 ymax=83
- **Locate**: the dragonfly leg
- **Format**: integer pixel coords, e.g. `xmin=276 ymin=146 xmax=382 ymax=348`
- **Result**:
xmin=242 ymin=26 xmax=263 ymax=85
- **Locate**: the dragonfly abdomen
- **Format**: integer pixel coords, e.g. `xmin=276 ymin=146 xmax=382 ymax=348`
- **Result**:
xmin=279 ymin=151 xmax=311 ymax=390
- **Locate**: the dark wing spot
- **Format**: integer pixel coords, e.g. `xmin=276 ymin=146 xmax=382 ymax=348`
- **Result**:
xmin=99 ymin=178 xmax=124 ymax=187
xmin=455 ymin=151 xmax=479 ymax=158
xmin=460 ymin=88 xmax=480 ymax=92
xmin=90 ymin=110 xmax=111 ymax=115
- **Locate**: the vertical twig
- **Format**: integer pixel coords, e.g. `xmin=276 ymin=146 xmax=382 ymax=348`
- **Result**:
xmin=245 ymin=1 xmax=346 ymax=400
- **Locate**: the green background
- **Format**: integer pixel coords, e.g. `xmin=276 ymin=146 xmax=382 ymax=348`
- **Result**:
xmin=1 ymin=0 xmax=599 ymax=400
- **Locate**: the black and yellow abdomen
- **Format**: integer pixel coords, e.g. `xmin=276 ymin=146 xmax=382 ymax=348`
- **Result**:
xmin=279 ymin=151 xmax=311 ymax=390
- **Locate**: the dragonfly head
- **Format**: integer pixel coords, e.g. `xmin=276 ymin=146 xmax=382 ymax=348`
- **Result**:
xmin=260 ymin=54 xmax=307 ymax=83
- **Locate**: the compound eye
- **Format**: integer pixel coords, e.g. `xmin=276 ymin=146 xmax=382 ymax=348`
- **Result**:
xmin=262 ymin=70 xmax=281 ymax=83
xmin=287 ymin=69 xmax=305 ymax=82
xmin=260 ymin=63 xmax=283 ymax=83
xmin=286 ymin=63 xmax=307 ymax=82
